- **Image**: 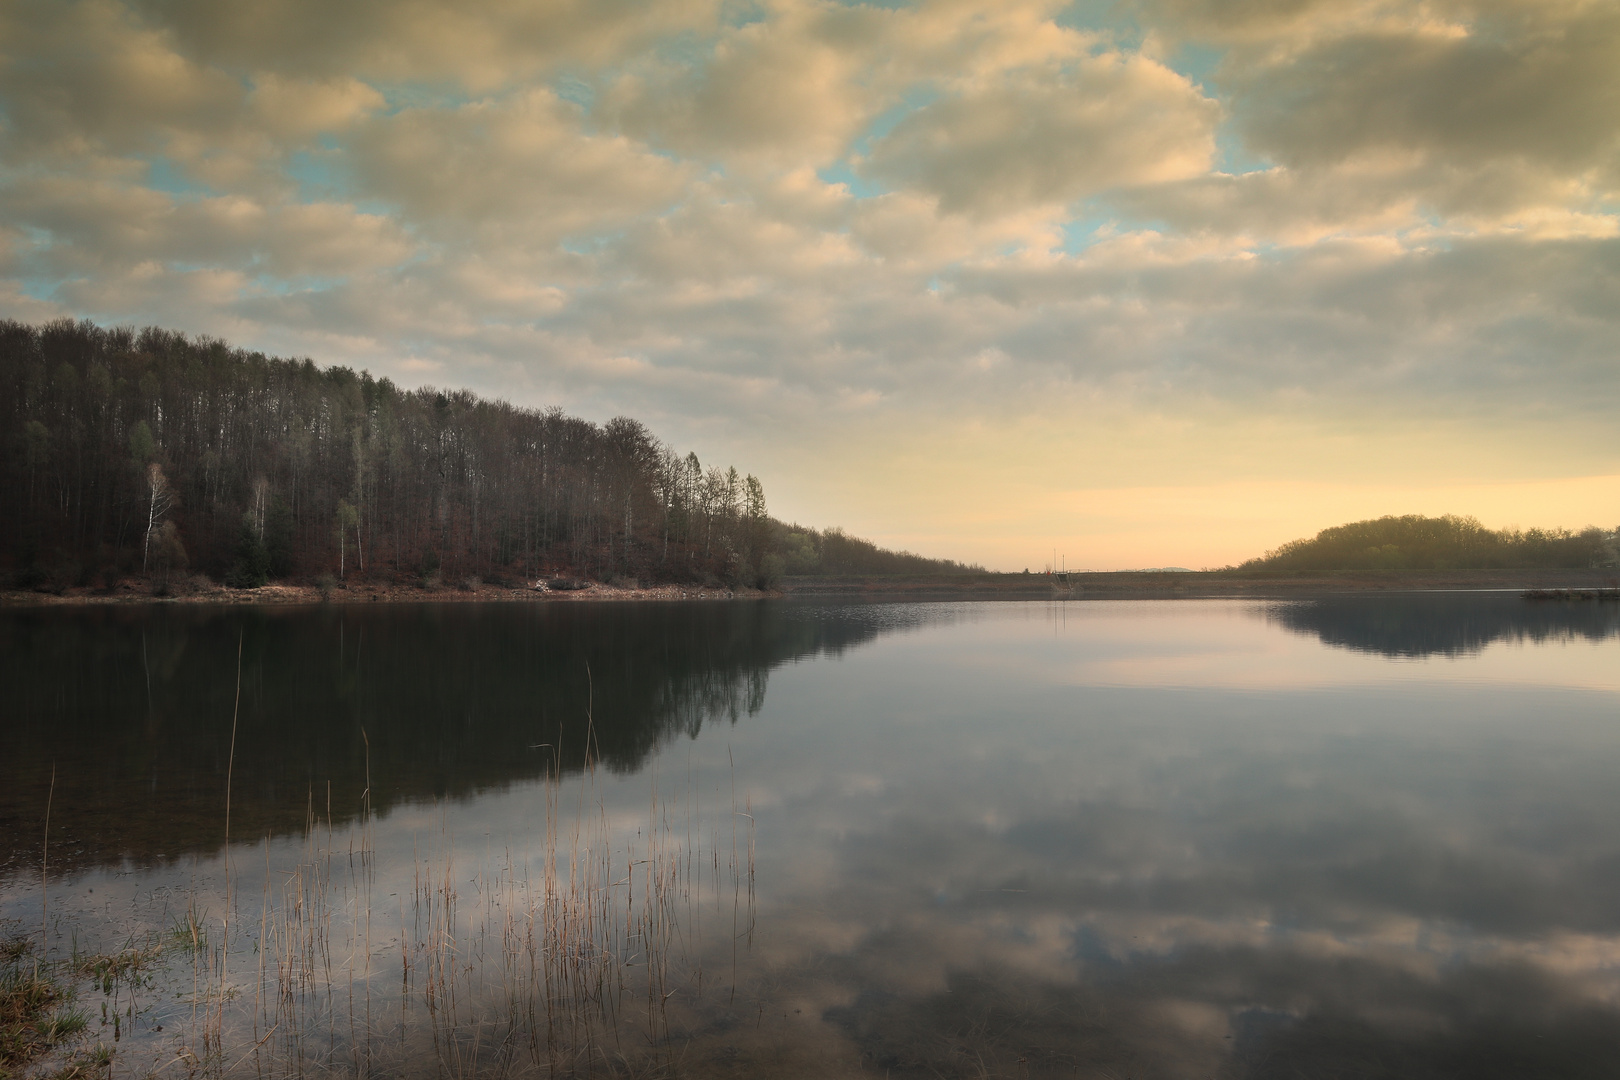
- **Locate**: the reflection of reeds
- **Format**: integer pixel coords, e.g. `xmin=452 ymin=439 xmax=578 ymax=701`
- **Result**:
xmin=156 ymin=738 xmax=753 ymax=1079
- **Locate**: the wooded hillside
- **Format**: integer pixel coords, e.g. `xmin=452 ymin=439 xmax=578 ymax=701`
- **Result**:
xmin=1243 ymin=514 xmax=1618 ymax=572
xmin=0 ymin=318 xmax=975 ymax=591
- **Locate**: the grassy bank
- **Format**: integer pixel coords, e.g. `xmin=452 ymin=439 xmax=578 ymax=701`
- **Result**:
xmin=0 ymin=934 xmax=115 ymax=1080
xmin=0 ymin=575 xmax=770 ymax=608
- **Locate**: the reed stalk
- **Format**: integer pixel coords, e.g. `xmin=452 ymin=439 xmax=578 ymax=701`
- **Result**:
xmin=73 ymin=684 xmax=757 ymax=1079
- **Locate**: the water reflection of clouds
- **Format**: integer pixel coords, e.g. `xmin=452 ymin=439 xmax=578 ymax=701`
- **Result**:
xmin=721 ymin=603 xmax=1620 ymax=1073
xmin=749 ymin=875 xmax=1620 ymax=1076
xmin=9 ymin=597 xmax=1620 ymax=1077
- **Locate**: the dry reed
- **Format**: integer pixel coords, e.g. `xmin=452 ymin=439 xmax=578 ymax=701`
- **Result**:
xmin=151 ymin=734 xmax=755 ymax=1080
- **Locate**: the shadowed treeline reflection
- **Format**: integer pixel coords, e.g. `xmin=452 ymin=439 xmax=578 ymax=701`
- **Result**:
xmin=1266 ymin=592 xmax=1620 ymax=657
xmin=0 ymin=601 xmax=927 ymax=874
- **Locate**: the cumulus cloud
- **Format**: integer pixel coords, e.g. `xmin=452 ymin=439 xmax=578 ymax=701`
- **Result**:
xmin=1109 ymin=166 xmax=1419 ymax=242
xmin=0 ymin=0 xmax=244 ymax=160
xmin=603 ymin=2 xmax=887 ymax=167
xmin=849 ymin=190 xmax=1058 ymax=263
xmin=946 ymin=232 xmax=1620 ymax=412
xmin=2 ymin=178 xmax=413 ymax=278
xmin=1098 ymin=0 xmax=1620 ymax=250
xmin=1114 ymin=160 xmax=1620 ymax=245
xmin=124 ymin=0 xmax=720 ymax=89
xmin=862 ymin=52 xmax=1220 ymax=216
xmin=601 ymin=0 xmax=1102 ymax=170
xmin=1133 ymin=0 xmax=1398 ymax=43
xmin=1227 ymin=5 xmax=1620 ymax=179
xmin=249 ymin=75 xmax=385 ymax=139
xmin=350 ymin=88 xmax=693 ymax=244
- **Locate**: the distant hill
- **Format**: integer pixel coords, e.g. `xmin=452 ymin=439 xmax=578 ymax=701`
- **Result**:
xmin=1243 ymin=514 xmax=1618 ymax=572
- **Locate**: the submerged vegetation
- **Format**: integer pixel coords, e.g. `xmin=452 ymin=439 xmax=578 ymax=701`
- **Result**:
xmin=1243 ymin=514 xmax=1619 ymax=572
xmin=0 ymin=318 xmax=975 ymax=594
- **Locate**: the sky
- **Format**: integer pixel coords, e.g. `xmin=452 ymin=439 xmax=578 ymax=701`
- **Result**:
xmin=1 ymin=0 xmax=1617 ymax=570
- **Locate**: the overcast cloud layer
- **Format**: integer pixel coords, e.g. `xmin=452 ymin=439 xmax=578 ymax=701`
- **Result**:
xmin=2 ymin=0 xmax=1617 ymax=567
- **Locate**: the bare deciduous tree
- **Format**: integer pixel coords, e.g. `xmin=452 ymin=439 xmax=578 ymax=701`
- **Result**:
xmin=142 ymin=463 xmax=176 ymax=573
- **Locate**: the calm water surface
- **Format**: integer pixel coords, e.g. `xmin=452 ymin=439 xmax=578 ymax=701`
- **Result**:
xmin=3 ymin=595 xmax=1619 ymax=1078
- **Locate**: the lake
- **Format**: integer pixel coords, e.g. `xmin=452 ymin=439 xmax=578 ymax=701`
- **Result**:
xmin=3 ymin=594 xmax=1620 ymax=1078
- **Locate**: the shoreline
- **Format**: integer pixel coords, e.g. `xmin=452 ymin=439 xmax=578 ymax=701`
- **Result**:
xmin=3 ymin=567 xmax=1617 ymax=608
xmin=0 ymin=576 xmax=772 ymax=607
xmin=780 ymin=567 xmax=1620 ymax=599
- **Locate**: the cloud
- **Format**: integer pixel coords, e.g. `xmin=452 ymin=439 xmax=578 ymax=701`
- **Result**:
xmin=1226 ymin=5 xmax=1620 ymax=183
xmin=0 ymin=281 xmax=68 ymax=325
xmin=0 ymin=0 xmax=244 ymax=161
xmin=249 ymin=75 xmax=385 ymax=139
xmin=349 ymin=88 xmax=693 ymax=244
xmin=1108 ymin=1 xmax=1620 ymax=245
xmin=601 ymin=0 xmax=1095 ymax=171
xmin=1133 ymin=0 xmax=1395 ymax=43
xmin=944 ymin=233 xmax=1620 ymax=415
xmin=2 ymin=178 xmax=413 ymax=279
xmin=862 ymin=52 xmax=1220 ymax=216
xmin=124 ymin=0 xmax=720 ymax=90
xmin=603 ymin=2 xmax=886 ymax=168
xmin=613 ymin=191 xmax=865 ymax=287
xmin=55 ymin=261 xmax=251 ymax=320
xmin=1114 ymin=160 xmax=1620 ymax=246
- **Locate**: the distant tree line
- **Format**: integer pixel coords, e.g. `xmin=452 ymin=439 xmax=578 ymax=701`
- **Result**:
xmin=1243 ymin=514 xmax=1619 ymax=572
xmin=0 ymin=318 xmax=974 ymax=592
xmin=772 ymin=524 xmax=983 ymax=576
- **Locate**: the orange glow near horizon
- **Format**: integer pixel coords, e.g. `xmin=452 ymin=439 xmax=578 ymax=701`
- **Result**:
xmin=795 ymin=474 xmax=1620 ymax=573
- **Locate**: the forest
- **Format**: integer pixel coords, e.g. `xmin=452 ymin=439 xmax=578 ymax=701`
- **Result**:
xmin=0 ymin=318 xmax=979 ymax=592
xmin=1243 ymin=514 xmax=1619 ymax=572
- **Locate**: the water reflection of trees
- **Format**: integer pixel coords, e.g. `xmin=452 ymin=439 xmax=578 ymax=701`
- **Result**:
xmin=0 ymin=601 xmax=913 ymax=873
xmin=1265 ymin=594 xmax=1620 ymax=657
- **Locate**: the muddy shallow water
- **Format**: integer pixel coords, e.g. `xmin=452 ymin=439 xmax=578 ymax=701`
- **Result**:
xmin=3 ymin=595 xmax=1620 ymax=1078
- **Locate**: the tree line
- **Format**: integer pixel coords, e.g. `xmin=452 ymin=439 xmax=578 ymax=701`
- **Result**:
xmin=0 ymin=318 xmax=976 ymax=591
xmin=774 ymin=524 xmax=983 ymax=576
xmin=1243 ymin=514 xmax=1619 ymax=572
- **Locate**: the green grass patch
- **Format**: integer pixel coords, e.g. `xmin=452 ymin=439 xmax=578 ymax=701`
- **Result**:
xmin=1 ymin=962 xmax=76 ymax=1079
